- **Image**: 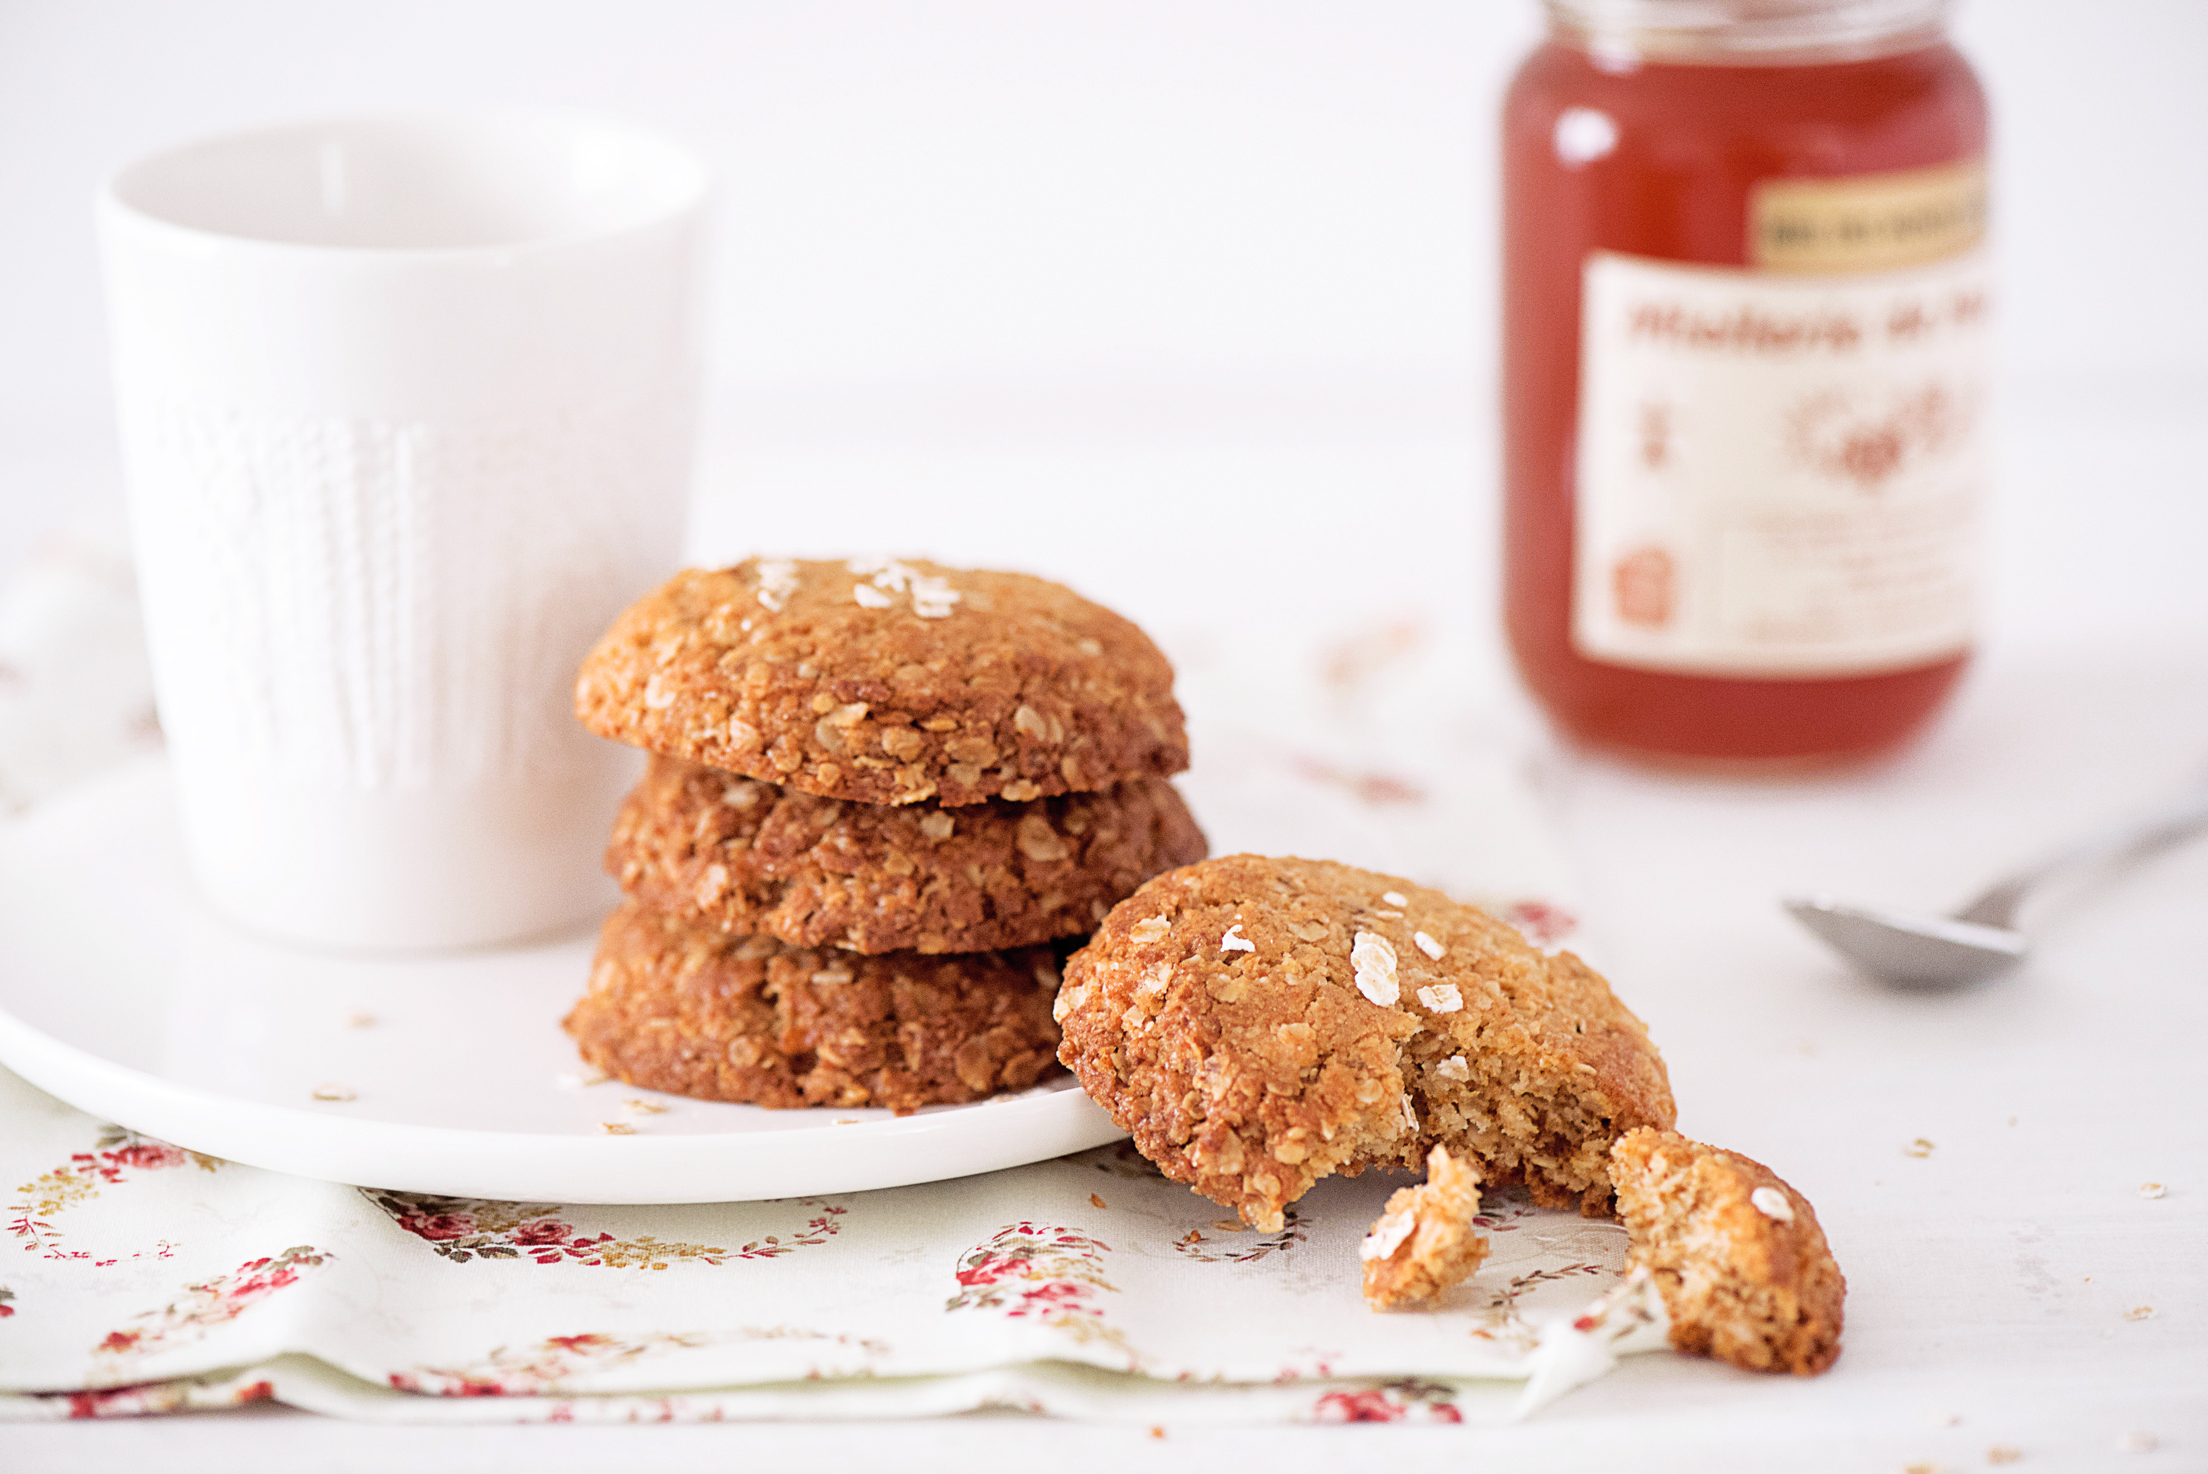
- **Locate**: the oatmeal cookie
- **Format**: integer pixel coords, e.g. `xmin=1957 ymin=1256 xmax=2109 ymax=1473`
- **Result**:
xmin=1361 ymin=1146 xmax=1489 ymax=1310
xmin=608 ymin=756 xmax=1207 ymax=955
xmin=575 ymin=558 xmax=1189 ymax=807
xmin=1055 ymin=855 xmax=1674 ymax=1230
xmin=1609 ymin=1128 xmax=1845 ymax=1375
xmin=566 ymin=901 xmax=1066 ymax=1114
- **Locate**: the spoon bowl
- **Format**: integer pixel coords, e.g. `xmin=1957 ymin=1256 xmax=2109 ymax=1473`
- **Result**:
xmin=1783 ymin=896 xmax=2029 ymax=990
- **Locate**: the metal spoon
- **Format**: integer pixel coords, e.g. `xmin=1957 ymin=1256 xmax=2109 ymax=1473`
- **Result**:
xmin=1786 ymin=775 xmax=2208 ymax=989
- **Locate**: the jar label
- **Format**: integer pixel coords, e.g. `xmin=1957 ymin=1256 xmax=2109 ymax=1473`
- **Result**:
xmin=1752 ymin=159 xmax=1987 ymax=275
xmin=1571 ymin=248 xmax=1989 ymax=678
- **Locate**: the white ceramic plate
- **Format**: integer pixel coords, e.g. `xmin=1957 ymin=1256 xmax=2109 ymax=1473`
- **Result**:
xmin=0 ymin=760 xmax=1123 ymax=1203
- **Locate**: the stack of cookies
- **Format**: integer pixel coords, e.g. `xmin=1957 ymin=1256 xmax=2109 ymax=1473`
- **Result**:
xmin=563 ymin=556 xmax=1207 ymax=1115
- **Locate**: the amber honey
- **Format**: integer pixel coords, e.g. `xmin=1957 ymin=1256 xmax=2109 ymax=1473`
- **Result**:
xmin=1502 ymin=6 xmax=1989 ymax=764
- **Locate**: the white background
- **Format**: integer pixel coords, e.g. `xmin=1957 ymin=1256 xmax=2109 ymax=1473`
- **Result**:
xmin=2 ymin=0 xmax=2204 ymax=659
xmin=1 ymin=4 xmax=2205 ymax=1471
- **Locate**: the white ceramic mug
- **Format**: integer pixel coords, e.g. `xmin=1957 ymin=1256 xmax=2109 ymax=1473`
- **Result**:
xmin=99 ymin=112 xmax=708 ymax=951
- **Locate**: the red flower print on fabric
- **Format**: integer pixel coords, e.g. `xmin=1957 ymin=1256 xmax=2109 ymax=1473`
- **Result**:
xmin=90 ymin=1246 xmax=330 ymax=1364
xmin=384 ymin=1328 xmax=886 ymax=1398
xmin=394 ymin=1212 xmax=478 ymax=1242
xmin=510 ymin=1219 xmax=574 ymax=1248
xmin=364 ymin=1191 xmax=844 ymax=1268
xmin=1311 ymin=1380 xmax=1464 ymax=1425
xmin=101 ymin=1142 xmax=187 ymax=1172
xmin=9 ymin=1124 xmax=219 ymax=1259
xmin=55 ymin=1374 xmax=275 ymax=1421
xmin=1313 ymin=1388 xmax=1406 ymax=1423
xmin=946 ymin=1223 xmax=1139 ymax=1361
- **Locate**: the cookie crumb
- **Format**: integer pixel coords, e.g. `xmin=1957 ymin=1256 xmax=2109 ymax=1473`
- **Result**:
xmin=1413 ymin=931 xmax=1446 ymax=960
xmin=2116 ymin=1432 xmax=2157 ymax=1454
xmin=2138 ymin=1182 xmax=2166 ymax=1200
xmin=1149 ymin=1426 xmax=1166 ymax=1440
xmin=1986 ymin=1447 xmax=2022 ymax=1466
xmin=624 ymin=1099 xmax=669 ymax=1115
xmin=1360 ymin=1146 xmax=1488 ymax=1309
xmin=1904 ymin=1462 xmax=1943 ymax=1474
xmin=1090 ymin=1193 xmax=1107 ymax=1210
xmin=834 ymin=1118 xmax=860 ymax=1125
xmin=1750 ymin=1186 xmax=1795 ymax=1223
xmin=1906 ymin=1137 xmax=1935 ymax=1158
xmin=1180 ymin=1229 xmax=1201 ymax=1245
xmin=1350 ymin=930 xmax=1400 ymax=1005
xmin=2124 ymin=1305 xmax=2155 ymax=1322
xmin=344 ymin=1012 xmax=376 ymax=1029
xmin=601 ymin=1122 xmax=636 ymax=1135
xmin=310 ymin=1084 xmax=356 ymax=1103
xmin=1220 ymin=923 xmax=1256 ymax=954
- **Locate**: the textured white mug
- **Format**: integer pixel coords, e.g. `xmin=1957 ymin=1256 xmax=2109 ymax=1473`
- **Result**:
xmin=99 ymin=112 xmax=707 ymax=951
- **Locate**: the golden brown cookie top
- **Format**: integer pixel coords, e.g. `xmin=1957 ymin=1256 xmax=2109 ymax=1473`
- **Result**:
xmin=1609 ymin=1128 xmax=1846 ymax=1375
xmin=574 ymin=558 xmax=1188 ymax=806
xmin=1056 ymin=854 xmax=1675 ymax=1230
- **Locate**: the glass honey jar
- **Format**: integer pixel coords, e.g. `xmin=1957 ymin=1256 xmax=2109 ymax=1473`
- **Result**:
xmin=1502 ymin=0 xmax=1990 ymax=764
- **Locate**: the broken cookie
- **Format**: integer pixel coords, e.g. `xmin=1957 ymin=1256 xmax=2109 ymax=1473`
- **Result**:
xmin=1609 ymin=1128 xmax=1846 ymax=1375
xmin=1361 ymin=1146 xmax=1490 ymax=1309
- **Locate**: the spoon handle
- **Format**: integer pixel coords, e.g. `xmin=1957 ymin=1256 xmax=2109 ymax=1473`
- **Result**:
xmin=1953 ymin=776 xmax=2208 ymax=929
